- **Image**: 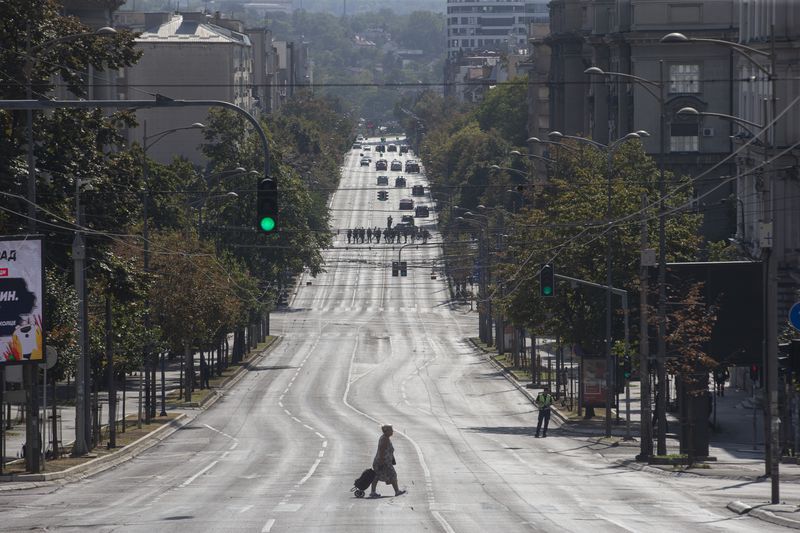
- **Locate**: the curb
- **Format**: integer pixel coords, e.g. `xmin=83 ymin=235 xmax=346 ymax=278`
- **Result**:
xmin=470 ymin=338 xmax=567 ymax=425
xmin=0 ymin=413 xmax=189 ymax=489
xmin=0 ymin=336 xmax=283 ymax=489
xmin=749 ymin=507 xmax=800 ymax=530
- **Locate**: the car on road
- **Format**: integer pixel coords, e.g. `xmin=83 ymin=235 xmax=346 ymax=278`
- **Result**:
xmin=390 ymin=160 xmax=403 ymax=171
xmin=360 ymin=157 xmax=370 ymax=166
xmin=405 ymin=160 xmax=420 ymax=173
xmin=352 ymin=143 xmax=362 ymax=149
xmin=363 ymin=146 xmax=371 ymax=151
xmin=394 ymin=176 xmax=406 ymax=187
xmin=376 ymin=144 xmax=386 ymax=153
xmin=399 ymin=198 xmax=414 ymax=210
xmin=411 ymin=184 xmax=425 ymax=196
xmin=401 ymin=214 xmax=415 ymax=225
xmin=377 ymin=175 xmax=389 ymax=185
xmin=400 ymin=145 xmax=409 ymax=154
xmin=387 ymin=144 xmax=397 ymax=152
xmin=375 ymin=159 xmax=388 ymax=171
xmin=415 ymin=205 xmax=429 ymax=218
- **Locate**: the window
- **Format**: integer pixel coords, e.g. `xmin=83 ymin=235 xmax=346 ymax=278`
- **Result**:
xmin=669 ymin=64 xmax=700 ymax=93
xmin=670 ymin=122 xmax=699 ymax=152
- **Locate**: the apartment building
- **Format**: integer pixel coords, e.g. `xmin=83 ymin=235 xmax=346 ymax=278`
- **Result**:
xmin=445 ymin=0 xmax=549 ymax=100
xmin=543 ymin=0 xmax=799 ymax=316
xmin=117 ymin=12 xmax=255 ymax=164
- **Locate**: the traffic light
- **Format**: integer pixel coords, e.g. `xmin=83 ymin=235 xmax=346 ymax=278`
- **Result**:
xmin=540 ymin=264 xmax=555 ymax=297
xmin=256 ymin=177 xmax=277 ymax=232
xmin=400 ymin=261 xmax=407 ymax=277
xmin=622 ymin=355 xmax=632 ymax=380
xmin=392 ymin=261 xmax=399 ymax=277
xmin=750 ymin=364 xmax=760 ymax=382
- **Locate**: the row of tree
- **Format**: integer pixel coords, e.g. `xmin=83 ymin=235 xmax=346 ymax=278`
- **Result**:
xmin=395 ymin=81 xmax=726 ymax=381
xmin=0 ymin=2 xmax=353 ymax=400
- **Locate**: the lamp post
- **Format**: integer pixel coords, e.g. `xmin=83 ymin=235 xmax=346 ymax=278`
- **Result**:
xmin=141 ymin=122 xmax=205 ymax=418
xmin=22 ymin=26 xmax=117 ymax=233
xmin=458 ymin=215 xmax=491 ymax=345
xmin=663 ymin=31 xmax=780 ymax=503
xmin=547 ymin=130 xmax=643 ymax=438
xmin=585 ymin=64 xmax=665 ymax=458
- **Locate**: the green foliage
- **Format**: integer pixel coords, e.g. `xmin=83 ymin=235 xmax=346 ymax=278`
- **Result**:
xmin=43 ymin=268 xmax=78 ymax=381
xmin=473 ymin=77 xmax=529 ymax=146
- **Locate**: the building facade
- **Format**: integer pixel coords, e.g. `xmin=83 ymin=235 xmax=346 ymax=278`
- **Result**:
xmin=446 ymin=0 xmax=550 ymax=58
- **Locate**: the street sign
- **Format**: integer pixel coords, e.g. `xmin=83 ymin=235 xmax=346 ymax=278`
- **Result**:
xmin=790 ymin=302 xmax=800 ymax=331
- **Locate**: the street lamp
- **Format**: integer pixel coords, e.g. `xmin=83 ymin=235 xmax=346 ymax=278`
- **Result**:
xmin=585 ymin=63 xmax=667 ymax=458
xmin=140 ymin=122 xmax=206 ymax=419
xmin=664 ymin=31 xmax=781 ymax=504
xmin=458 ymin=214 xmax=492 ymax=346
xmin=22 ymin=27 xmax=117 ymax=234
xmin=546 ymin=130 xmax=642 ymax=438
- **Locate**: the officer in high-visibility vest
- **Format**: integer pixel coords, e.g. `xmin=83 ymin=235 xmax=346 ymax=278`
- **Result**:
xmin=535 ymin=387 xmax=554 ymax=438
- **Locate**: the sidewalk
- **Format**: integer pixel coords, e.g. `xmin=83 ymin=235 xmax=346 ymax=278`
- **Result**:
xmin=471 ymin=337 xmax=800 ymax=529
xmin=0 ymin=336 xmax=280 ymax=486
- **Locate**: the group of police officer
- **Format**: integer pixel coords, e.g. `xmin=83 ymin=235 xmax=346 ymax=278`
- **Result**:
xmin=345 ymin=226 xmax=431 ymax=245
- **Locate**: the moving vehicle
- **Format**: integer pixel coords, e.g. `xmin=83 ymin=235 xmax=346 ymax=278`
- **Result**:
xmin=353 ymin=143 xmax=362 ymax=149
xmin=411 ymin=184 xmax=425 ymax=196
xmin=377 ymin=175 xmax=389 ymax=185
xmin=375 ymin=159 xmax=388 ymax=171
xmin=401 ymin=214 xmax=415 ymax=225
xmin=360 ymin=157 xmax=370 ymax=166
xmin=394 ymin=176 xmax=406 ymax=187
xmin=376 ymin=145 xmax=386 ymax=153
xmin=415 ymin=205 xmax=430 ymax=218
xmin=399 ymin=198 xmax=414 ymax=210
xmin=399 ymin=145 xmax=409 ymax=154
xmin=387 ymin=144 xmax=397 ymax=152
xmin=390 ymin=160 xmax=402 ymax=171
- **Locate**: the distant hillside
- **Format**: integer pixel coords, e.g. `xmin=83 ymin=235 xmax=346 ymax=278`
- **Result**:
xmin=293 ymin=0 xmax=445 ymax=15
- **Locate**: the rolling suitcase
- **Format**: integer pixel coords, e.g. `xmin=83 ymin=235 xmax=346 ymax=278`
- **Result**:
xmin=352 ymin=468 xmax=376 ymax=498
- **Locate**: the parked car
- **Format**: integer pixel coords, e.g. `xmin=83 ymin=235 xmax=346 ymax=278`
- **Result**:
xmin=390 ymin=160 xmax=402 ymax=171
xmin=377 ymin=175 xmax=389 ymax=185
xmin=394 ymin=176 xmax=406 ymax=187
xmin=375 ymin=159 xmax=388 ymax=171
xmin=411 ymin=184 xmax=425 ymax=196
xmin=399 ymin=198 xmax=414 ymax=210
xmin=405 ymin=160 xmax=420 ymax=173
xmin=360 ymin=157 xmax=370 ymax=166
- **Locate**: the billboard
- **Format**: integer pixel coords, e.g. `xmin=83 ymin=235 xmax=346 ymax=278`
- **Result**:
xmin=581 ymin=357 xmax=609 ymax=408
xmin=0 ymin=237 xmax=44 ymax=363
xmin=664 ymin=261 xmax=762 ymax=365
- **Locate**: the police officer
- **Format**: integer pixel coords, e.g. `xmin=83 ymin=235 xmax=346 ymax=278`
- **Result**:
xmin=535 ymin=386 xmax=554 ymax=438
xmin=347 ymin=228 xmax=352 ymax=243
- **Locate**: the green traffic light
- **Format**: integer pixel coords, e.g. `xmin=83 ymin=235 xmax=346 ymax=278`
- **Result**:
xmin=542 ymin=286 xmax=553 ymax=296
xmin=260 ymin=216 xmax=276 ymax=232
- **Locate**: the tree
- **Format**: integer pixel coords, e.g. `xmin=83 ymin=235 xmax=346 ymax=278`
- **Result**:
xmin=496 ymin=140 xmax=703 ymax=354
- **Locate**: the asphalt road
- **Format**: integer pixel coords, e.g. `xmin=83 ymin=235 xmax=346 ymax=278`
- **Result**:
xmin=0 ymin=139 xmax=793 ymax=532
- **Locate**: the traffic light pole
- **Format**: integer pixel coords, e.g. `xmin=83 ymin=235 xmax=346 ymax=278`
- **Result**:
xmin=554 ymin=274 xmax=630 ymax=435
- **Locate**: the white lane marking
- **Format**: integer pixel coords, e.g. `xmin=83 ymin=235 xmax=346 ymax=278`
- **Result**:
xmin=432 ymin=511 xmax=457 ymax=533
xmin=315 ymin=432 xmax=325 ymax=439
xmin=229 ymin=441 xmax=239 ymax=451
xmin=239 ymin=505 xmax=254 ymax=514
xmin=292 ymin=416 xmax=302 ymax=424
xmin=278 ymin=401 xmax=283 ymax=407
xmin=221 ymin=451 xmax=230 ymax=459
xmin=595 ymin=514 xmax=639 ymax=533
xmin=203 ymin=423 xmax=237 ymax=442
xmin=298 ymin=458 xmax=322 ymax=485
xmin=261 ymin=518 xmax=275 ymax=532
xmin=180 ymin=460 xmax=218 ymax=487
xmin=303 ymin=424 xmax=314 ymax=431
xmin=318 ymin=450 xmax=324 ymax=458
xmin=284 ymin=409 xmax=291 ymax=416
xmin=322 ymin=440 xmax=328 ymax=448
